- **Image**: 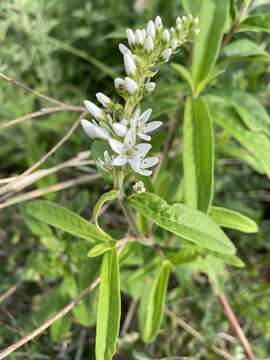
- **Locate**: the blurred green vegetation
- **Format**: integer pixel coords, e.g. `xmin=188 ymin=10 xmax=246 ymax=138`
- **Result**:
xmin=0 ymin=0 xmax=270 ymax=358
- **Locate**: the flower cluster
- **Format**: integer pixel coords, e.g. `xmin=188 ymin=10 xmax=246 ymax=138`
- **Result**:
xmin=81 ymin=15 xmax=199 ymax=177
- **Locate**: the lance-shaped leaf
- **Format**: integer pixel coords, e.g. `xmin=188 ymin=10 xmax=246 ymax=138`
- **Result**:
xmin=96 ymin=247 xmax=121 ymax=360
xmin=128 ymin=193 xmax=236 ymax=254
xmin=143 ymin=260 xmax=171 ymax=342
xmin=192 ymin=0 xmax=229 ymax=87
xmin=210 ymin=207 xmax=258 ymax=234
xmin=239 ymin=13 xmax=270 ymax=34
xmin=26 ymin=201 xmax=111 ymax=243
xmin=183 ymin=97 xmax=214 ymax=213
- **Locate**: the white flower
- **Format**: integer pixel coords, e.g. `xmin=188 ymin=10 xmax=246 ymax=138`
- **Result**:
xmin=112 ymin=122 xmax=128 ymax=137
xmin=84 ymin=100 xmax=105 ymax=121
xmin=144 ymin=36 xmax=154 ymax=52
xmin=124 ymin=53 xmax=136 ymax=76
xmin=176 ymin=16 xmax=182 ymax=26
xmin=96 ymin=92 xmax=112 ymax=108
xmin=131 ymin=109 xmax=162 ymax=141
xmin=114 ymin=77 xmax=125 ymax=89
xmin=109 ymin=129 xmax=152 ymax=173
xmin=162 ymin=29 xmax=170 ymax=43
xmin=146 ymin=20 xmax=155 ymax=38
xmin=161 ymin=48 xmax=172 ymax=61
xmin=81 ymin=119 xmax=109 ymax=140
xmin=124 ymin=77 xmax=138 ymax=94
xmin=155 ymin=16 xmax=162 ymax=29
xmin=145 ymin=82 xmax=156 ymax=93
xmin=126 ymin=29 xmax=135 ymax=46
xmin=132 ymin=156 xmax=159 ymax=176
xmin=119 ymin=43 xmax=131 ymax=55
xmin=135 ymin=29 xmax=144 ymax=45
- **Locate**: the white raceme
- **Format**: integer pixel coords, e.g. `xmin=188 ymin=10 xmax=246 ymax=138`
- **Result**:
xmin=81 ymin=15 xmax=199 ymax=176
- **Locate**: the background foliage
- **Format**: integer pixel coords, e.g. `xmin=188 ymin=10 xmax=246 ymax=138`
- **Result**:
xmin=0 ymin=0 xmax=270 ymax=358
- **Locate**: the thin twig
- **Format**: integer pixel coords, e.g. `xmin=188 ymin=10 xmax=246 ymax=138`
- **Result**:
xmin=0 ymin=72 xmax=66 ymax=107
xmin=74 ymin=330 xmax=87 ymax=360
xmin=121 ymin=298 xmax=139 ymax=335
xmin=0 ymin=105 xmax=84 ymax=131
xmin=0 ymin=111 xmax=87 ymax=196
xmin=218 ymin=292 xmax=256 ymax=360
xmin=222 ymin=0 xmax=251 ymax=48
xmin=0 ymin=278 xmax=100 ymax=359
xmin=0 ymin=283 xmax=20 ymax=305
xmin=166 ymin=309 xmax=233 ymax=360
xmin=0 ymin=174 xmax=100 ymax=210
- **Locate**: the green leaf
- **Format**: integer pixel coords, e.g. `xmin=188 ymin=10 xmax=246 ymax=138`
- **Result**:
xmin=96 ymin=247 xmax=121 ymax=360
xmin=207 ymin=95 xmax=270 ymax=178
xmin=87 ymin=241 xmax=115 ymax=257
xmin=128 ymin=193 xmax=236 ymax=254
xmin=215 ymin=253 xmax=245 ymax=268
xmin=92 ymin=190 xmax=119 ymax=234
xmin=192 ymin=0 xmax=229 ymax=87
xmin=26 ymin=201 xmax=111 ymax=243
xmin=239 ymin=13 xmax=270 ymax=33
xmin=223 ymin=39 xmax=270 ymax=59
xmin=171 ymin=63 xmax=194 ymax=94
xmin=143 ymin=260 xmax=171 ymax=342
xmin=182 ymin=0 xmax=202 ymax=15
xmin=183 ymin=97 xmax=214 ymax=213
xmin=210 ymin=206 xmax=258 ymax=234
xmin=228 ymin=90 xmax=270 ymax=136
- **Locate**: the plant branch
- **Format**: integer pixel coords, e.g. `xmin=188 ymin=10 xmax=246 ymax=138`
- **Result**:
xmin=218 ymin=291 xmax=256 ymax=360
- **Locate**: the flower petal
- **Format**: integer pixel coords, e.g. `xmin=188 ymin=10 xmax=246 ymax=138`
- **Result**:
xmin=138 ymin=132 xmax=151 ymax=141
xmin=141 ymin=156 xmax=159 ymax=169
xmin=128 ymin=155 xmax=141 ymax=172
xmin=108 ymin=138 xmax=125 ymax=154
xmin=112 ymin=155 xmax=127 ymax=166
xmin=112 ymin=122 xmax=128 ymax=137
xmin=134 ymin=143 xmax=151 ymax=158
xmin=143 ymin=121 xmax=163 ymax=133
xmin=139 ymin=109 xmax=152 ymax=125
xmin=124 ymin=128 xmax=136 ymax=149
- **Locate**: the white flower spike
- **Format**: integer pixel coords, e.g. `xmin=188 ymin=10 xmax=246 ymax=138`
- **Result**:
xmin=81 ymin=15 xmax=199 ymax=177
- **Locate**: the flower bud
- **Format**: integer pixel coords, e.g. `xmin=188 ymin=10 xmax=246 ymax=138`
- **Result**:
xmin=119 ymin=43 xmax=131 ymax=55
xmin=133 ymin=181 xmax=145 ymax=193
xmin=141 ymin=29 xmax=146 ymax=40
xmin=124 ymin=77 xmax=138 ymax=94
xmin=81 ymin=119 xmax=109 ymax=140
xmin=114 ymin=77 xmax=125 ymax=89
xmin=112 ymin=122 xmax=128 ymax=137
xmin=171 ymin=39 xmax=178 ymax=50
xmin=146 ymin=20 xmax=155 ymax=38
xmin=144 ymin=36 xmax=154 ymax=52
xmin=124 ymin=53 xmax=136 ymax=76
xmin=155 ymin=16 xmax=162 ymax=29
xmin=161 ymin=48 xmax=172 ymax=61
xmin=135 ymin=29 xmax=144 ymax=45
xmin=96 ymin=92 xmax=113 ymax=109
xmin=162 ymin=29 xmax=170 ymax=43
xmin=145 ymin=82 xmax=156 ymax=93
xmin=84 ymin=100 xmax=105 ymax=121
xmin=176 ymin=17 xmax=182 ymax=25
xmin=126 ymin=29 xmax=135 ymax=47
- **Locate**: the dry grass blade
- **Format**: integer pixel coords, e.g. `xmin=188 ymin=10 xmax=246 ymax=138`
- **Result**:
xmin=0 ymin=174 xmax=100 ymax=210
xmin=0 ymin=105 xmax=85 ymax=131
xmin=0 ymin=111 xmax=87 ymax=196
